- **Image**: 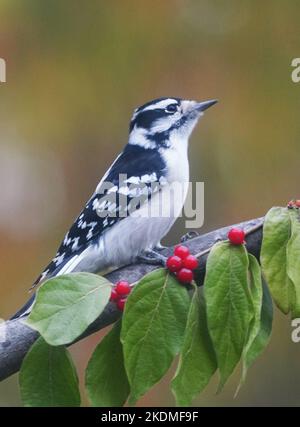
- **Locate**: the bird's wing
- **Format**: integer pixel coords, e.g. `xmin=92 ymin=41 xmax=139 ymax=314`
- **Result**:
xmin=32 ymin=145 xmax=167 ymax=286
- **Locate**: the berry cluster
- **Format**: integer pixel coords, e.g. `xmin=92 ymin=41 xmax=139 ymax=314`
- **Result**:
xmin=227 ymin=227 xmax=245 ymax=245
xmin=287 ymin=199 xmax=300 ymax=209
xmin=110 ymin=280 xmax=131 ymax=311
xmin=166 ymin=245 xmax=199 ymax=284
xmin=113 ymin=230 xmax=246 ymax=302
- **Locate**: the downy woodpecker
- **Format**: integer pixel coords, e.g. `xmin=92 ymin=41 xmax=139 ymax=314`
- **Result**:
xmin=11 ymin=97 xmax=217 ymax=319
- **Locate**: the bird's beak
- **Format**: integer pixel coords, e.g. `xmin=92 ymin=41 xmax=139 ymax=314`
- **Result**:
xmin=181 ymin=99 xmax=218 ymax=119
xmin=194 ymin=99 xmax=218 ymax=112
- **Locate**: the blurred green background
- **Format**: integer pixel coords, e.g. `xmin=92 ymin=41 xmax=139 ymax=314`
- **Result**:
xmin=1 ymin=0 xmax=300 ymax=406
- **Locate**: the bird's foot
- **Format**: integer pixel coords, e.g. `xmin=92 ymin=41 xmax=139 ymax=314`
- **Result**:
xmin=154 ymin=242 xmax=167 ymax=251
xmin=180 ymin=230 xmax=199 ymax=243
xmin=137 ymin=249 xmax=167 ymax=266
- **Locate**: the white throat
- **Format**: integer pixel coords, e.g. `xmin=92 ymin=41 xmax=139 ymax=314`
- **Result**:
xmin=160 ymin=130 xmax=190 ymax=184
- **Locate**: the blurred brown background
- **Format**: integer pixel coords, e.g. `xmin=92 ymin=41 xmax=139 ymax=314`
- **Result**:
xmin=1 ymin=0 xmax=300 ymax=406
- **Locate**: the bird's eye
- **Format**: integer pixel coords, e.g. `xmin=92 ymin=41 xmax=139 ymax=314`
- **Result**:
xmin=165 ymin=104 xmax=178 ymax=114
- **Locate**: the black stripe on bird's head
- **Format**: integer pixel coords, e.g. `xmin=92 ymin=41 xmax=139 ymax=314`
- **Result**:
xmin=129 ymin=97 xmax=217 ymax=148
xmin=129 ymin=97 xmax=181 ymax=132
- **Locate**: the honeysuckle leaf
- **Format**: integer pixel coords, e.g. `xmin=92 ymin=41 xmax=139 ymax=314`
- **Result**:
xmin=85 ymin=321 xmax=130 ymax=407
xmin=236 ymin=255 xmax=266 ymax=394
xmin=243 ymin=255 xmax=263 ymax=357
xmin=243 ymin=281 xmax=273 ymax=373
xmin=26 ymin=273 xmax=112 ymax=346
xmin=19 ymin=337 xmax=80 ymax=407
xmin=121 ymin=268 xmax=190 ymax=405
xmin=171 ymin=287 xmax=217 ymax=406
xmin=287 ymin=209 xmax=300 ymax=318
xmin=261 ymin=207 xmax=294 ymax=314
xmin=204 ymin=242 xmax=253 ymax=390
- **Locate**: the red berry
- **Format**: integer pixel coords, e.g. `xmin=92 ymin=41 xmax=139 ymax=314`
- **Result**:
xmin=177 ymin=268 xmax=194 ymax=284
xmin=117 ymin=298 xmax=126 ymax=311
xmin=174 ymin=245 xmax=190 ymax=259
xmin=287 ymin=200 xmax=295 ymax=208
xmin=166 ymin=255 xmax=183 ymax=272
xmin=183 ymin=255 xmax=199 ymax=270
xmin=110 ymin=289 xmax=119 ymax=301
xmin=115 ymin=281 xmax=131 ymax=296
xmin=228 ymin=228 xmax=245 ymax=245
xmin=295 ymin=200 xmax=300 ymax=208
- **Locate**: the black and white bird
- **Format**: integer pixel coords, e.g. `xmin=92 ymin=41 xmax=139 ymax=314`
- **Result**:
xmin=11 ymin=96 xmax=217 ymax=319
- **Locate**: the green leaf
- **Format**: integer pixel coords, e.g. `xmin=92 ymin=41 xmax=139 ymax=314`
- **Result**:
xmin=86 ymin=321 xmax=130 ymax=407
xmin=287 ymin=210 xmax=300 ymax=318
xmin=19 ymin=337 xmax=80 ymax=407
xmin=236 ymin=254 xmax=263 ymax=394
xmin=244 ymin=255 xmax=263 ymax=356
xmin=121 ymin=268 xmax=190 ymax=405
xmin=204 ymin=242 xmax=253 ymax=390
xmin=26 ymin=273 xmax=112 ymax=346
xmin=171 ymin=287 xmax=217 ymax=406
xmin=244 ymin=280 xmax=273 ymax=371
xmin=261 ymin=207 xmax=294 ymax=314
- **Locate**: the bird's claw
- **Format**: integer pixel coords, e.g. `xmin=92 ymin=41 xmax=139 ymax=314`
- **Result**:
xmin=154 ymin=242 xmax=167 ymax=251
xmin=137 ymin=249 xmax=167 ymax=266
xmin=180 ymin=231 xmax=199 ymax=243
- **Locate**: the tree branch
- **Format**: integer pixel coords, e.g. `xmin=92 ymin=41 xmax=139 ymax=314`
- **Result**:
xmin=0 ymin=216 xmax=264 ymax=382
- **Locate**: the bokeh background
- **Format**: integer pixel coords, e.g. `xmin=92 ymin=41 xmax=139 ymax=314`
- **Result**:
xmin=1 ymin=0 xmax=300 ymax=407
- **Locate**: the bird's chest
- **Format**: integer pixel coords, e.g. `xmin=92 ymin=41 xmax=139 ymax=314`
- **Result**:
xmin=161 ymin=147 xmax=189 ymax=184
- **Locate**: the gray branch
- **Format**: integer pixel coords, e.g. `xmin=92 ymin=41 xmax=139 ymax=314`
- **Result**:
xmin=0 ymin=217 xmax=264 ymax=382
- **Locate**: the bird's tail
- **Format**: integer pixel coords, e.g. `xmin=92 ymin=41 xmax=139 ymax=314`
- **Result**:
xmin=9 ymin=248 xmax=107 ymax=320
xmin=9 ymin=256 xmax=71 ymax=320
xmin=9 ymin=293 xmax=36 ymax=320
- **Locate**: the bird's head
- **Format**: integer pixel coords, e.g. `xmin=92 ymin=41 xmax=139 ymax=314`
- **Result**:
xmin=129 ymin=97 xmax=217 ymax=149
